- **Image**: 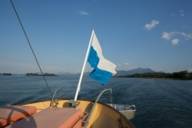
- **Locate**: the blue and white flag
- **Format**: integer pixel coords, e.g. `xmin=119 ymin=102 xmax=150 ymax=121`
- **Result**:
xmin=88 ymin=30 xmax=117 ymax=85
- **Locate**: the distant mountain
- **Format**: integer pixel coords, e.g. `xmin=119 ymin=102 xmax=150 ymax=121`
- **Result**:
xmin=117 ymin=68 xmax=155 ymax=76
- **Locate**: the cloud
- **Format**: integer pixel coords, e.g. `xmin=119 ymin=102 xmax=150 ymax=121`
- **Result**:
xmin=161 ymin=31 xmax=192 ymax=46
xmin=145 ymin=20 xmax=159 ymax=30
xmin=178 ymin=32 xmax=192 ymax=40
xmin=78 ymin=10 xmax=89 ymax=16
xmin=161 ymin=32 xmax=172 ymax=40
xmin=162 ymin=32 xmax=192 ymax=40
xmin=171 ymin=38 xmax=179 ymax=46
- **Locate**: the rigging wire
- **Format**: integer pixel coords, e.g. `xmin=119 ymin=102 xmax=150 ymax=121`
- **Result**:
xmin=9 ymin=0 xmax=52 ymax=97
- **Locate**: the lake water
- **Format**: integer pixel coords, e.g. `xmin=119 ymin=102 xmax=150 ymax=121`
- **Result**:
xmin=0 ymin=75 xmax=192 ymax=128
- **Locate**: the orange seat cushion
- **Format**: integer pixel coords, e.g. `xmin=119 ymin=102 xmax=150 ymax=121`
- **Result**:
xmin=0 ymin=119 xmax=8 ymax=127
xmin=59 ymin=110 xmax=83 ymax=128
xmin=0 ymin=105 xmax=37 ymax=122
xmin=6 ymin=108 xmax=83 ymax=128
xmin=72 ymin=119 xmax=83 ymax=128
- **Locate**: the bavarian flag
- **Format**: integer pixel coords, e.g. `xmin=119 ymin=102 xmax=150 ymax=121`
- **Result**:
xmin=88 ymin=30 xmax=117 ymax=85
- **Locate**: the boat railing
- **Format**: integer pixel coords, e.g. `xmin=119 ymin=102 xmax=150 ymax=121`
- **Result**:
xmin=50 ymin=86 xmax=66 ymax=107
xmin=84 ymin=88 xmax=113 ymax=128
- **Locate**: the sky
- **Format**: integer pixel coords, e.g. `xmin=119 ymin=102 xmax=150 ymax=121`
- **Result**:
xmin=0 ymin=0 xmax=192 ymax=73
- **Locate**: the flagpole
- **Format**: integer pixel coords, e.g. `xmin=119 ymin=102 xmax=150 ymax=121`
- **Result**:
xmin=74 ymin=30 xmax=94 ymax=101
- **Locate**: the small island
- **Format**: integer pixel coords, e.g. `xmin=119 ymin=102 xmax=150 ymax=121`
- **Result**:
xmin=118 ymin=70 xmax=192 ymax=80
xmin=26 ymin=73 xmax=56 ymax=76
xmin=0 ymin=73 xmax=12 ymax=76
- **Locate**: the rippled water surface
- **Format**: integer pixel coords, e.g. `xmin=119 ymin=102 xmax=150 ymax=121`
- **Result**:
xmin=0 ymin=75 xmax=192 ymax=128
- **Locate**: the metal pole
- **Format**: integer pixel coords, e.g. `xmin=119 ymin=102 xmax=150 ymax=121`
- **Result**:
xmin=74 ymin=30 xmax=94 ymax=101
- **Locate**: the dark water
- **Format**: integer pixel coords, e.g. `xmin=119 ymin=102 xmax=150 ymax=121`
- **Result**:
xmin=0 ymin=75 xmax=192 ymax=128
